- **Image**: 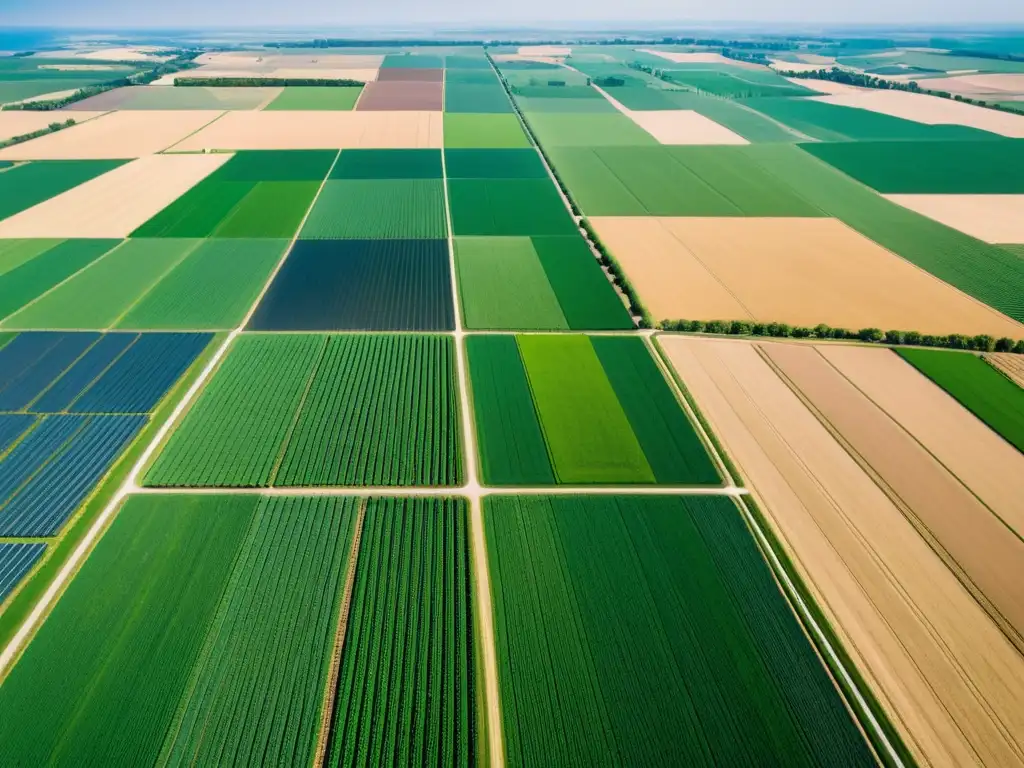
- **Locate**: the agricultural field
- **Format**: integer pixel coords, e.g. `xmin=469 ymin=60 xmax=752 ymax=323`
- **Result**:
xmin=0 ymin=56 xmax=149 ymax=104
xmin=145 ymin=333 xmax=462 ymax=487
xmin=264 ymin=85 xmax=363 ymax=110
xmin=485 ymin=494 xmax=877 ymax=766
xmin=467 ymin=334 xmax=720 ymax=485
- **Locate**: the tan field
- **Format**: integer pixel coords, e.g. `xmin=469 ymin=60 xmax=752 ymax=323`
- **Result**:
xmin=38 ymin=64 xmax=122 ymax=71
xmin=624 ymin=110 xmax=749 ymax=145
xmin=884 ymin=194 xmax=1024 ymax=243
xmin=170 ymin=110 xmax=442 ymax=150
xmin=918 ymin=73 xmax=1024 ymax=97
xmin=193 ymin=51 xmax=384 ymax=70
xmin=0 ymin=111 xmax=105 ymax=142
xmin=818 ymin=345 xmax=1024 ymax=536
xmin=170 ymin=67 xmax=379 ymax=83
xmin=637 ymin=49 xmax=766 ymax=70
xmin=0 ymin=110 xmax=224 ymax=160
xmin=0 ymin=153 xmax=230 ymax=238
xmin=589 ymin=216 xmax=1024 ymax=337
xmin=518 ymin=45 xmax=571 ymax=57
xmin=763 ymin=342 xmax=1024 ymax=646
xmin=784 ymin=77 xmax=865 ymax=94
xmin=659 ymin=335 xmax=1024 ymax=768
xmin=31 ymin=47 xmax=171 ymax=62
xmin=814 ymin=90 xmax=1024 ymax=137
xmin=985 ymin=353 xmax=1024 ymax=387
xmin=770 ymin=59 xmax=831 ymax=73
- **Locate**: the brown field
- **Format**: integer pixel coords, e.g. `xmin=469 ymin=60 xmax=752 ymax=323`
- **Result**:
xmin=623 ymin=109 xmax=749 ymax=145
xmin=884 ymin=194 xmax=1024 ymax=244
xmin=377 ymin=68 xmax=444 ymax=83
xmin=0 ymin=111 xmax=105 ymax=141
xmin=355 ymin=81 xmax=443 ymax=111
xmin=0 ymin=153 xmax=230 ymax=238
xmin=818 ymin=345 xmax=1024 ymax=536
xmin=763 ymin=342 xmax=1024 ymax=646
xmin=171 ymin=110 xmax=443 ymax=150
xmin=659 ymin=335 xmax=1024 ymax=768
xmin=815 ymin=90 xmax=1024 ymax=137
xmin=985 ymin=353 xmax=1024 ymax=387
xmin=918 ymin=73 xmax=1024 ymax=97
xmin=590 ymin=216 xmax=1024 ymax=337
xmin=0 ymin=110 xmax=224 ymax=159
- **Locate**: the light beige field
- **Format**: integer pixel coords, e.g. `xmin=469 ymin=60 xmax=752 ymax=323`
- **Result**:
xmin=0 ymin=110 xmax=224 ymax=160
xmin=518 ymin=45 xmax=571 ymax=57
xmin=637 ymin=49 xmax=766 ymax=70
xmin=194 ymin=51 xmax=384 ymax=70
xmin=0 ymin=153 xmax=230 ymax=238
xmin=590 ymin=216 xmax=1024 ymax=337
xmin=171 ymin=110 xmax=443 ymax=151
xmin=624 ymin=110 xmax=748 ymax=145
xmin=815 ymin=90 xmax=1024 ymax=137
xmin=920 ymin=73 xmax=1024 ymax=96
xmin=985 ymin=353 xmax=1024 ymax=387
xmin=38 ymin=64 xmax=121 ymax=72
xmin=33 ymin=46 xmax=170 ymax=62
xmin=884 ymin=194 xmax=1024 ymax=243
xmin=170 ymin=67 xmax=379 ymax=83
xmin=819 ymin=345 xmax=1024 ymax=536
xmin=797 ymin=53 xmax=836 ymax=65
xmin=659 ymin=335 xmax=1024 ymax=768
xmin=770 ymin=60 xmax=830 ymax=73
xmin=0 ymin=111 xmax=104 ymax=142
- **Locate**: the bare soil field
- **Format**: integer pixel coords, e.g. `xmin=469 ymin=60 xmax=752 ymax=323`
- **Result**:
xmin=918 ymin=73 xmax=1024 ymax=97
xmin=770 ymin=60 xmax=833 ymax=73
xmin=518 ymin=45 xmax=572 ymax=57
xmin=0 ymin=153 xmax=230 ymax=238
xmin=0 ymin=110 xmax=224 ymax=159
xmin=986 ymin=352 xmax=1024 ymax=387
xmin=355 ymin=81 xmax=443 ymax=111
xmin=818 ymin=345 xmax=1024 ymax=536
xmin=815 ymin=90 xmax=1024 ymax=137
xmin=168 ymin=67 xmax=379 ymax=83
xmin=884 ymin=194 xmax=1024 ymax=243
xmin=637 ymin=49 xmax=766 ymax=70
xmin=659 ymin=335 xmax=1024 ymax=768
xmin=194 ymin=52 xmax=384 ymax=70
xmin=0 ymin=111 xmax=105 ymax=141
xmin=171 ymin=110 xmax=443 ymax=150
xmin=590 ymin=216 xmax=1024 ymax=337
xmin=33 ymin=46 xmax=170 ymax=62
xmin=66 ymin=86 xmax=280 ymax=111
xmin=763 ymin=342 xmax=1024 ymax=646
xmin=624 ymin=110 xmax=749 ymax=145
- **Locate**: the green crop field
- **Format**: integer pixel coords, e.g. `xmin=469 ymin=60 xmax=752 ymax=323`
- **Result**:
xmin=328 ymin=496 xmax=475 ymax=767
xmin=517 ymin=94 xmax=620 ymax=113
xmin=0 ymin=160 xmax=125 ymax=223
xmin=0 ymin=239 xmax=120 ymax=320
xmin=0 ymin=494 xmax=257 ymax=767
xmin=300 ymin=179 xmax=447 ymax=239
xmin=131 ymin=180 xmax=257 ymax=237
xmin=468 ymin=335 xmax=717 ymax=485
xmin=546 ymin=145 xmax=822 ymax=216
xmin=801 ymin=139 xmax=1024 ymax=193
xmin=116 ymin=239 xmax=287 ymax=330
xmin=3 ymin=240 xmax=200 ymax=329
xmin=0 ymin=239 xmax=62 ymax=276
xmin=444 ymin=148 xmax=547 ymax=179
xmin=897 ymin=349 xmax=1024 ymax=453
xmin=663 ymin=67 xmax=815 ymax=97
xmin=485 ymin=494 xmax=878 ymax=767
xmin=159 ymin=495 xmax=357 ymax=767
xmin=331 ymin=148 xmax=442 ymax=179
xmin=444 ymin=83 xmax=513 ymax=112
xmin=447 ymin=179 xmax=577 ymax=235
xmin=218 ymin=150 xmax=338 ymax=181
xmin=525 ymin=112 xmax=658 ymax=147
xmin=752 ymin=144 xmax=1024 ymax=322
xmin=264 ymin=86 xmax=363 ymax=110
xmin=443 ymin=114 xmax=531 ymax=147
xmin=446 ymin=68 xmax=501 ymax=84
xmin=530 ymin=236 xmax=633 ymax=329
xmin=466 ymin=336 xmax=554 ymax=485
xmin=146 ymin=333 xmax=462 ymax=487
xmin=212 ymin=181 xmax=321 ymax=238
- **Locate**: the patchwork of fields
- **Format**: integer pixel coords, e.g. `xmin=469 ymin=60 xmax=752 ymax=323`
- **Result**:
xmin=2 ymin=41 xmax=1023 ymax=768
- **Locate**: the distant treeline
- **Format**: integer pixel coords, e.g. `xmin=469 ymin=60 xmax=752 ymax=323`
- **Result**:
xmin=175 ymin=77 xmax=364 ymax=87
xmin=660 ymin=318 xmax=1024 ymax=354
xmin=780 ymin=66 xmax=1024 ymax=117
xmin=658 ymin=37 xmax=796 ymax=50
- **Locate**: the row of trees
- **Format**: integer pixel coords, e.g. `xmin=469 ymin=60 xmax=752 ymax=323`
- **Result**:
xmin=174 ymin=77 xmax=363 ymax=87
xmin=0 ymin=118 xmax=75 ymax=149
xmin=660 ymin=318 xmax=1024 ymax=353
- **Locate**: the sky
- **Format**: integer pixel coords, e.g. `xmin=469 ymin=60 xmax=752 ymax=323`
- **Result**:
xmin=0 ymin=0 xmax=1022 ymax=27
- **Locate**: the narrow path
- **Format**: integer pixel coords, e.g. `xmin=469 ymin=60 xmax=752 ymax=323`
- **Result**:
xmin=313 ymin=498 xmax=367 ymax=768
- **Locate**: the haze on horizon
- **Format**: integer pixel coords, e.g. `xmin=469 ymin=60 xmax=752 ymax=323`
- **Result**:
xmin=0 ymin=0 xmax=1022 ymax=29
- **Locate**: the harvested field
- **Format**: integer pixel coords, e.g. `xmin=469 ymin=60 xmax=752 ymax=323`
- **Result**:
xmin=376 ymin=67 xmax=443 ymax=82
xmin=620 ymin=109 xmax=749 ymax=145
xmin=0 ymin=154 xmax=231 ymax=239
xmin=300 ymin=179 xmax=447 ymax=239
xmin=986 ymin=352 xmax=1024 ymax=388
xmin=145 ymin=333 xmax=462 ymax=487
xmin=884 ymin=194 xmax=1024 ymax=243
xmin=249 ymin=239 xmax=454 ymax=331
xmin=518 ymin=45 xmax=571 ymax=57
xmin=443 ymin=114 xmax=530 ymax=148
xmin=0 ymin=111 xmax=223 ymax=160
xmin=819 ymin=345 xmax=1024 ymax=535
xmin=637 ymin=49 xmax=764 ymax=69
xmin=447 ymin=179 xmax=577 ymax=236
xmin=171 ymin=111 xmax=442 ymax=151
xmin=0 ymin=160 xmax=125 ymax=222
xmin=355 ymin=81 xmax=443 ymax=111
xmin=0 ymin=111 xmax=104 ymax=142
xmin=589 ymin=216 xmax=1024 ymax=337
xmin=328 ymin=497 xmax=475 ymax=768
xmin=659 ymin=336 xmax=1024 ymax=767
xmin=814 ymin=90 xmax=1024 ymax=137
xmin=486 ymin=494 xmax=875 ymax=767
xmin=67 ymin=86 xmax=279 ymax=110
xmin=263 ymin=86 xmax=362 ymax=110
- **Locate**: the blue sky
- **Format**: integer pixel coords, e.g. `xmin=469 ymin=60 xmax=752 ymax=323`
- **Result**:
xmin=0 ymin=0 xmax=1021 ymax=26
